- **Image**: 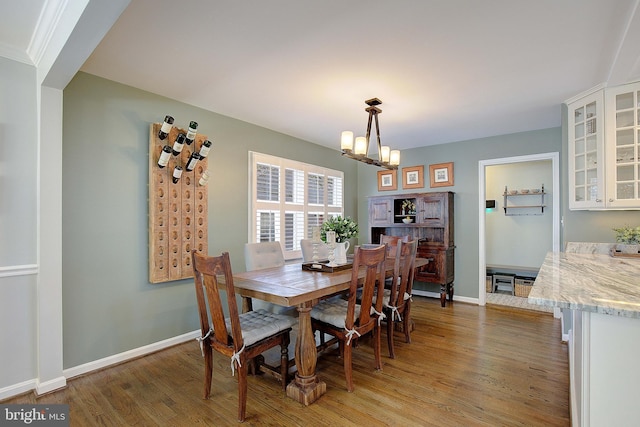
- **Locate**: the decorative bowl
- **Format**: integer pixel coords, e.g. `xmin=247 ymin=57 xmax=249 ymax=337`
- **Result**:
xmin=402 ymin=217 xmax=414 ymax=224
xmin=520 ymin=189 xmax=530 ymax=194
xmin=509 ymin=190 xmax=518 ymax=195
xmin=532 ymin=188 xmax=541 ymax=193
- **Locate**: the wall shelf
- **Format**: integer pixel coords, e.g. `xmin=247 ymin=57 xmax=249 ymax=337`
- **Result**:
xmin=503 ymin=184 xmax=546 ymax=216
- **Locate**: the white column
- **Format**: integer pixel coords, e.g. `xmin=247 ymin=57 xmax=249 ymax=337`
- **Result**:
xmin=35 ymin=85 xmax=66 ymax=394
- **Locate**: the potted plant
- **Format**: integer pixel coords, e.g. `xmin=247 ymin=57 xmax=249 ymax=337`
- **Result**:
xmin=320 ymin=216 xmax=359 ymax=243
xmin=612 ymin=225 xmax=640 ymax=254
xmin=321 ymin=216 xmax=359 ymax=265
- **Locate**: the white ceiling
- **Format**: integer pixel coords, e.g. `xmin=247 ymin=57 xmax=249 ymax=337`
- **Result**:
xmin=4 ymin=0 xmax=640 ymax=151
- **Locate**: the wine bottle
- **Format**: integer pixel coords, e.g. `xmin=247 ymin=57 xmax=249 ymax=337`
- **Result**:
xmin=172 ymin=165 xmax=183 ymax=184
xmin=198 ymin=139 xmax=212 ymax=158
xmin=158 ymin=115 xmax=174 ymax=140
xmin=185 ymin=121 xmax=198 ymax=145
xmin=198 ymin=170 xmax=210 ymax=186
xmin=171 ymin=133 xmax=186 ymax=156
xmin=185 ymin=152 xmax=200 ymax=172
xmin=157 ymin=145 xmax=172 ymax=168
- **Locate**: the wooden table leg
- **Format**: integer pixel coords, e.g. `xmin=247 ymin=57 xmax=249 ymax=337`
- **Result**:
xmin=286 ymin=303 xmax=326 ymax=405
xmin=241 ymin=296 xmax=253 ymax=313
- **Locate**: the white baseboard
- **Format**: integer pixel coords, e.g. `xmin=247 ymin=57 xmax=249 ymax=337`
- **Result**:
xmin=0 ymin=379 xmax=37 ymax=401
xmin=412 ymin=289 xmax=479 ymax=305
xmin=35 ymin=376 xmax=67 ymax=396
xmin=0 ymin=330 xmax=201 ymax=401
xmin=64 ymin=330 xmax=201 ymax=380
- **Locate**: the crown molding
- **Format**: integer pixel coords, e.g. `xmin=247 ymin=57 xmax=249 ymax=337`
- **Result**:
xmin=27 ymin=0 xmax=71 ymax=67
xmin=563 ymin=83 xmax=607 ymax=105
xmin=0 ymin=41 xmax=34 ymax=65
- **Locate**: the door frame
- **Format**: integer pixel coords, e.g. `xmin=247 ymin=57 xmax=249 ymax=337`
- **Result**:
xmin=477 ymin=152 xmax=560 ymax=306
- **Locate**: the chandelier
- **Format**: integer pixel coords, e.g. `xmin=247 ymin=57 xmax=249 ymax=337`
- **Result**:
xmin=340 ymin=98 xmax=400 ymax=170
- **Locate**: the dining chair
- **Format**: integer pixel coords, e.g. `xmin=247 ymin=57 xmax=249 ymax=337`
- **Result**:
xmin=375 ymin=239 xmax=418 ymax=358
xmin=192 ymin=250 xmax=294 ymax=422
xmin=379 ymin=234 xmax=410 ymax=258
xmin=310 ymin=244 xmax=387 ymax=392
xmin=244 ymin=241 xmax=296 ymax=316
xmin=300 ymin=238 xmax=331 ymax=262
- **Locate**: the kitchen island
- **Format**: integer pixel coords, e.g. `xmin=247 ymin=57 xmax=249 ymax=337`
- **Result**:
xmin=529 ymin=251 xmax=640 ymax=427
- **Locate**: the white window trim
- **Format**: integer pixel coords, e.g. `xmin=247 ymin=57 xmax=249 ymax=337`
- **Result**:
xmin=249 ymin=151 xmax=344 ymax=260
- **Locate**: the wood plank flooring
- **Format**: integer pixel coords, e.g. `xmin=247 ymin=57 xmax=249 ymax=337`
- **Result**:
xmin=3 ymin=297 xmax=569 ymax=426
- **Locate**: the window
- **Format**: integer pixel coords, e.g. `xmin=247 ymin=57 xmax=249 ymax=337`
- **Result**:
xmin=250 ymin=152 xmax=344 ymax=259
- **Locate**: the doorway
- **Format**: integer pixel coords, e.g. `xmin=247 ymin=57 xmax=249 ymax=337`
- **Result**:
xmin=477 ymin=153 xmax=560 ymax=307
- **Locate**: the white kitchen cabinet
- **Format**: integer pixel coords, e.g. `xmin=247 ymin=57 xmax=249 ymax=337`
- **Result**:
xmin=567 ymin=81 xmax=640 ymax=210
xmin=567 ymin=90 xmax=605 ymax=209
xmin=605 ymin=82 xmax=640 ymax=208
xmin=569 ymin=309 xmax=640 ymax=426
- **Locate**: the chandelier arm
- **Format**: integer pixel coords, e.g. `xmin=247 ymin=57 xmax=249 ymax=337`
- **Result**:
xmin=373 ymin=112 xmax=382 ymax=159
xmin=365 ymin=110 xmax=374 ymax=156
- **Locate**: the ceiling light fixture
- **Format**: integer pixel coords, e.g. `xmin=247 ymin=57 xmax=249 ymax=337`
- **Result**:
xmin=340 ymin=98 xmax=400 ymax=170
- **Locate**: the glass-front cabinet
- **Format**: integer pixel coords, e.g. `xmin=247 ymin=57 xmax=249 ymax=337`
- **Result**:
xmin=567 ymin=80 xmax=640 ymax=210
xmin=605 ymin=83 xmax=640 ymax=208
xmin=568 ymin=90 xmax=605 ymax=209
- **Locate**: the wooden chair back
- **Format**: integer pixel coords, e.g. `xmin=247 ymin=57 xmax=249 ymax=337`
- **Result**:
xmin=389 ymin=239 xmax=418 ymax=308
xmin=383 ymin=239 xmax=418 ymax=358
xmin=346 ymin=244 xmax=387 ymax=334
xmin=192 ymin=251 xmax=243 ymax=354
xmin=380 ymin=234 xmax=410 ymax=258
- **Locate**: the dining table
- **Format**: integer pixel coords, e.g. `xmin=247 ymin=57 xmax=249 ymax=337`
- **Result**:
xmin=232 ymin=256 xmax=429 ymax=405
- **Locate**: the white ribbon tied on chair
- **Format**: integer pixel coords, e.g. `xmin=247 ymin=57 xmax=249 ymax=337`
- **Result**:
xmin=195 ymin=328 xmax=212 ymax=357
xmin=388 ymin=305 xmax=402 ymax=322
xmin=371 ymin=307 xmax=387 ymax=326
xmin=230 ymin=344 xmax=246 ymax=376
xmin=345 ymin=328 xmax=361 ymax=346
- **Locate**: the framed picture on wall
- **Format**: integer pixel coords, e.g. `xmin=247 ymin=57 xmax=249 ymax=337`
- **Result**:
xmin=377 ymin=169 xmax=397 ymax=191
xmin=429 ymin=162 xmax=454 ymax=187
xmin=402 ymin=165 xmax=424 ymax=189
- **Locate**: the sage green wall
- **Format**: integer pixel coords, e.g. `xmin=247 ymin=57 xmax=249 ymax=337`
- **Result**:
xmin=62 ymin=72 xmax=358 ymax=368
xmin=357 ymin=128 xmax=562 ymax=299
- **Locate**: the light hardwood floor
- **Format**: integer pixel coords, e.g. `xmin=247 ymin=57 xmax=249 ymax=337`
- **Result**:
xmin=3 ymin=297 xmax=569 ymax=426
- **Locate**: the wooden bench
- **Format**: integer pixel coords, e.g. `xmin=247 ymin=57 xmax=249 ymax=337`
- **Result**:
xmin=486 ymin=264 xmax=539 ymax=278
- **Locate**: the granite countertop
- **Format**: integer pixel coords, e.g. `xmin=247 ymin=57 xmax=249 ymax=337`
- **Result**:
xmin=528 ymin=251 xmax=640 ymax=318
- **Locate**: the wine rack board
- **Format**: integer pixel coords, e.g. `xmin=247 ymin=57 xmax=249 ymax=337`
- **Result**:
xmin=148 ymin=123 xmax=208 ymax=283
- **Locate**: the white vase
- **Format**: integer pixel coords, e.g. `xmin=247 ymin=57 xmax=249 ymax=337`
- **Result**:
xmin=334 ymin=241 xmax=350 ymax=265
